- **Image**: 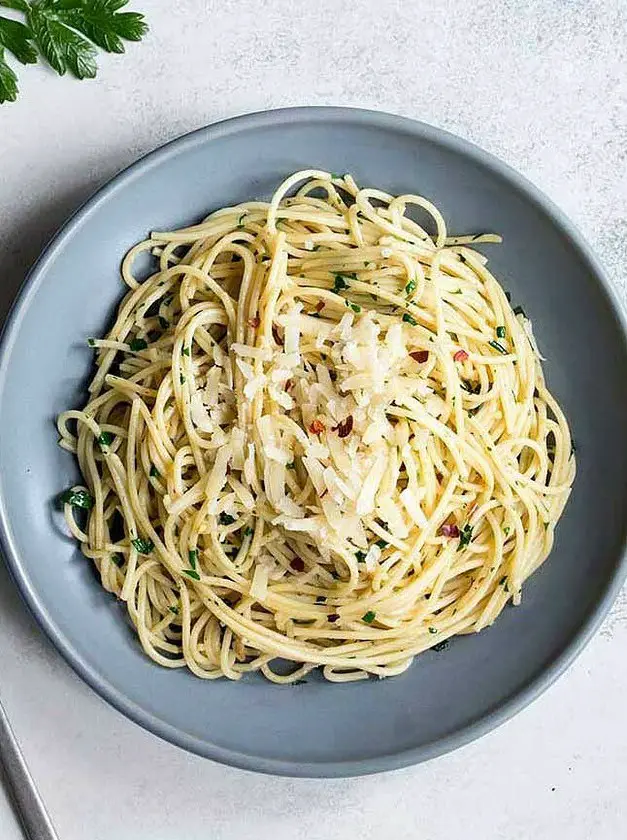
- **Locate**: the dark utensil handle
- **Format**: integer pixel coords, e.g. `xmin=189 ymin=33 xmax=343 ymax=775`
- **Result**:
xmin=0 ymin=697 xmax=59 ymax=840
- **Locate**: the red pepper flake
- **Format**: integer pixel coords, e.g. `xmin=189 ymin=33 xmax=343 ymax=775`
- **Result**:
xmin=315 ymin=300 xmax=325 ymax=313
xmin=309 ymin=419 xmax=325 ymax=435
xmin=410 ymin=350 xmax=429 ymax=363
xmin=247 ymin=316 xmax=260 ymax=328
xmin=454 ymin=349 xmax=469 ymax=362
xmin=290 ymin=558 xmax=305 ymax=572
xmin=333 ymin=415 xmax=354 ymax=438
xmin=285 ymin=379 xmax=294 ymax=392
xmin=328 ymin=613 xmax=340 ymax=623
xmin=439 ymin=523 xmax=460 ymax=538
xmin=272 ymin=324 xmax=283 ymax=345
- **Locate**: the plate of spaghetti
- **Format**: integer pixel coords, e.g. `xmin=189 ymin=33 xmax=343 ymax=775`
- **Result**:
xmin=1 ymin=108 xmax=626 ymax=776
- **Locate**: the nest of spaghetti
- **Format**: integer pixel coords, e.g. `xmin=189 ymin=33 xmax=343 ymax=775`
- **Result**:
xmin=58 ymin=170 xmax=575 ymax=683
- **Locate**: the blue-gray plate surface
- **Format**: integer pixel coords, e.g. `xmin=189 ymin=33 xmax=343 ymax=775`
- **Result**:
xmin=1 ymin=108 xmax=626 ymax=777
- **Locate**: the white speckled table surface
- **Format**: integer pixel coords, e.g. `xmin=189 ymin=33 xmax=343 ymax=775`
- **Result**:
xmin=0 ymin=1 xmax=626 ymax=838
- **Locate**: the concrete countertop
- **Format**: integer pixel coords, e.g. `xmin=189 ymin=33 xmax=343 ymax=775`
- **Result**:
xmin=0 ymin=1 xmax=625 ymax=837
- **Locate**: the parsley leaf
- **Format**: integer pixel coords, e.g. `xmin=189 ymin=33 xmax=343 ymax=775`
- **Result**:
xmin=0 ymin=48 xmax=18 ymax=102
xmin=60 ymin=0 xmax=148 ymax=54
xmin=362 ymin=611 xmax=376 ymax=624
xmin=0 ymin=0 xmax=148 ymax=104
xmin=182 ymin=568 xmax=200 ymax=581
xmin=219 ymin=512 xmax=236 ymax=526
xmin=402 ymin=313 xmax=418 ymax=326
xmin=129 ymin=337 xmax=147 ymax=351
xmin=188 ymin=549 xmax=197 ymax=569
xmin=27 ymin=5 xmax=97 ymax=78
xmin=0 ymin=15 xmax=37 ymax=64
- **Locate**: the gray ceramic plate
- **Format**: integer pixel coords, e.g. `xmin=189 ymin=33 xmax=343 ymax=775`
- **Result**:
xmin=1 ymin=108 xmax=626 ymax=777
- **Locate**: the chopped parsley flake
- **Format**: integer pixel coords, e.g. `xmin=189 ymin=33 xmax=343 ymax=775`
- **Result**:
xmin=181 ymin=346 xmax=190 ymax=356
xmin=458 ymin=524 xmax=473 ymax=551
xmin=496 ymin=326 xmax=506 ymax=339
xmin=428 ymin=627 xmax=438 ymax=634
xmin=219 ymin=512 xmax=236 ymax=526
xmin=405 ymin=279 xmax=416 ymax=295
xmin=131 ymin=537 xmax=154 ymax=555
xmin=60 ymin=488 xmax=93 ymax=509
xmin=169 ymin=605 xmax=179 ymax=615
xmin=244 ymin=526 xmax=254 ymax=537
xmin=149 ymin=465 xmax=159 ymax=478
xmin=97 ymin=431 xmax=114 ymax=449
xmin=355 ymin=550 xmax=367 ymax=562
xmin=433 ymin=640 xmax=449 ymax=652
xmin=375 ymin=539 xmax=388 ymax=549
xmin=129 ymin=338 xmax=147 ymax=352
xmin=183 ymin=569 xmax=200 ymax=580
xmin=112 ymin=554 xmax=124 ymax=568
xmin=489 ymin=339 xmax=508 ymax=354
xmin=87 ymin=338 xmax=95 ymax=347
xmin=333 ymin=274 xmax=350 ymax=293
xmin=362 ymin=611 xmax=376 ymax=624
xmin=188 ymin=549 xmax=198 ymax=569
xmin=402 ymin=313 xmax=418 ymax=326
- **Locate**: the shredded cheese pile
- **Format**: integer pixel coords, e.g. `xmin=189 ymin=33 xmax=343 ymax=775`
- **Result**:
xmin=58 ymin=170 xmax=575 ymax=683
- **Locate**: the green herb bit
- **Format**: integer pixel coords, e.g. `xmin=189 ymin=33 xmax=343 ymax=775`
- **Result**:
xmin=499 ymin=576 xmax=508 ymax=588
xmin=87 ymin=337 xmax=96 ymax=347
xmin=405 ymin=279 xmax=416 ymax=295
xmin=0 ymin=0 xmax=148 ymax=106
xmin=362 ymin=611 xmax=376 ymax=624
xmin=60 ymin=488 xmax=94 ymax=510
xmin=97 ymin=431 xmax=114 ymax=450
xmin=433 ymin=640 xmax=449 ymax=652
xmin=169 ymin=605 xmax=179 ymax=615
xmin=129 ymin=337 xmax=147 ymax=352
xmin=112 ymin=553 xmax=124 ymax=568
xmin=219 ymin=512 xmax=236 ymax=526
xmin=183 ymin=569 xmax=200 ymax=581
xmin=375 ymin=539 xmax=388 ymax=549
xmin=513 ymin=305 xmax=526 ymax=317
xmin=131 ymin=537 xmax=154 ymax=555
xmin=458 ymin=524 xmax=473 ymax=551
xmin=503 ymin=526 xmax=511 ymax=537
xmin=428 ymin=626 xmax=438 ymax=634
xmin=349 ymin=302 xmax=361 ymax=313
xmin=333 ymin=274 xmax=350 ymax=293
xmin=237 ymin=213 xmax=246 ymax=227
xmin=488 ymin=339 xmax=508 ymax=354
xmin=149 ymin=465 xmax=159 ymax=478
xmin=179 ymin=374 xmax=186 ymax=385
xmin=496 ymin=326 xmax=506 ymax=339
xmin=188 ymin=549 xmax=198 ymax=569
xmin=355 ymin=550 xmax=367 ymax=562
xmin=243 ymin=526 xmax=254 ymax=537
xmin=181 ymin=346 xmax=190 ymax=356
xmin=402 ymin=313 xmax=417 ymax=326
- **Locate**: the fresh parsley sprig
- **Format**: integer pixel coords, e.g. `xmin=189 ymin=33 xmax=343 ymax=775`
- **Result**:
xmin=0 ymin=0 xmax=148 ymax=104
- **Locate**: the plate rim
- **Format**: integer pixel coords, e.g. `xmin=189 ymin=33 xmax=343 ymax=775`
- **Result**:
xmin=1 ymin=105 xmax=626 ymax=777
